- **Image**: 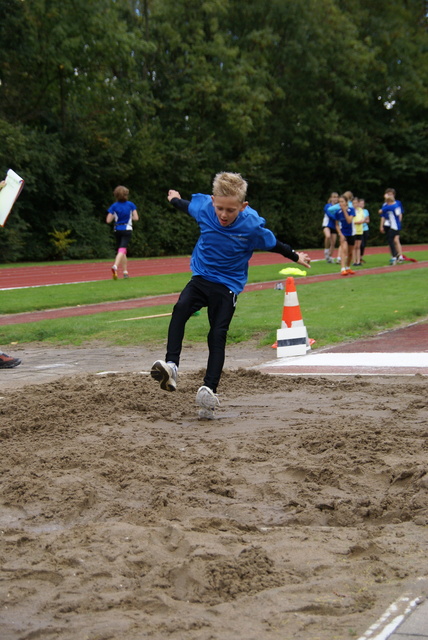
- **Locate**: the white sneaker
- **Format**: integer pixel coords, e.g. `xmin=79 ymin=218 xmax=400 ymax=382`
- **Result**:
xmin=196 ymin=385 xmax=219 ymax=409
xmin=150 ymin=360 xmax=177 ymax=392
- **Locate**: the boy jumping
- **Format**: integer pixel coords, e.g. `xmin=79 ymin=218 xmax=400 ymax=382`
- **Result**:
xmin=150 ymin=172 xmax=311 ymax=419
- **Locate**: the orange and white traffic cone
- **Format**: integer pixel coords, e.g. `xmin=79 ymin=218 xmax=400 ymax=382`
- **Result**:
xmin=276 ymin=277 xmax=310 ymax=357
xmin=281 ymin=277 xmax=304 ymax=328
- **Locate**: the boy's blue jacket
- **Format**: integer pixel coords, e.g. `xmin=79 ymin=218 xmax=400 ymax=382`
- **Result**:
xmin=188 ymin=193 xmax=276 ymax=294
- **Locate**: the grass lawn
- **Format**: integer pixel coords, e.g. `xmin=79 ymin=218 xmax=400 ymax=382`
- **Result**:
xmin=1 ymin=265 xmax=426 ymax=350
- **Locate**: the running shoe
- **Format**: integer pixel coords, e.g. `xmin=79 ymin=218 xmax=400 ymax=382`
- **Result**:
xmin=0 ymin=352 xmax=22 ymax=369
xmin=123 ymin=272 xmax=129 ymax=279
xmin=341 ymin=270 xmax=349 ymax=276
xmin=346 ymin=269 xmax=356 ymax=275
xmin=196 ymin=385 xmax=219 ymax=409
xmin=150 ymin=360 xmax=177 ymax=391
xmin=111 ymin=266 xmax=118 ymax=280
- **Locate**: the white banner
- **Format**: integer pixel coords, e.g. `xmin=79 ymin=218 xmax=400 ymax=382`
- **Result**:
xmin=0 ymin=168 xmax=25 ymax=226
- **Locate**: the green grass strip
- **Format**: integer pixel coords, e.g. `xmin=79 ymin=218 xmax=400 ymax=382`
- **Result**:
xmin=1 ymin=269 xmax=426 ymax=350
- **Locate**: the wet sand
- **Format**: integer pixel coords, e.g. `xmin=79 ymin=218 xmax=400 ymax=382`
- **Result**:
xmin=0 ymin=344 xmax=427 ymax=639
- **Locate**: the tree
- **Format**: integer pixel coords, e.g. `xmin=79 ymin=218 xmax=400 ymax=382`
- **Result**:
xmin=1 ymin=0 xmax=427 ymax=261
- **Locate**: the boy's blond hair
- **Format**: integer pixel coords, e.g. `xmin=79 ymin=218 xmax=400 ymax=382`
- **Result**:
xmin=212 ymin=172 xmax=248 ymax=203
xmin=113 ymin=185 xmax=129 ymax=202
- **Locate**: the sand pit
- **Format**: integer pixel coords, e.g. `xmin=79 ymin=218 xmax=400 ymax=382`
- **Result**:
xmin=1 ymin=348 xmax=427 ymax=639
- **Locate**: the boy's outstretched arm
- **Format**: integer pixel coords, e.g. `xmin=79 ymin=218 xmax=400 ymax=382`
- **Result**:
xmin=270 ymin=239 xmax=311 ymax=269
xmin=168 ymin=189 xmax=190 ymax=213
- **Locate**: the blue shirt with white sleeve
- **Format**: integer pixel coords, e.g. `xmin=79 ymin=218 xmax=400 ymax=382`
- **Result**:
xmin=107 ymin=201 xmax=137 ymax=231
xmin=381 ymin=203 xmax=402 ymax=231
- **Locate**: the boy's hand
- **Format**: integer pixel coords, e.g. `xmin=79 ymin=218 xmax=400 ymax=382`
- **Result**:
xmin=296 ymin=252 xmax=311 ymax=268
xmin=167 ymin=189 xmax=181 ymax=202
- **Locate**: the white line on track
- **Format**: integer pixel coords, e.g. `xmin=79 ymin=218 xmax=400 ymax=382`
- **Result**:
xmin=357 ymin=593 xmax=423 ymax=640
xmin=1 ymin=280 xmax=99 ymax=290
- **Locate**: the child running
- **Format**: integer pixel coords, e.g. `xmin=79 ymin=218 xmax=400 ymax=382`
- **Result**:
xmin=150 ymin=172 xmax=311 ymax=419
xmin=106 ymin=185 xmax=139 ymax=279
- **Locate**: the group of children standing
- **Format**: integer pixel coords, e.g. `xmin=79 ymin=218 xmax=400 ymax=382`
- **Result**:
xmin=322 ymin=191 xmax=370 ymax=275
xmin=322 ymin=188 xmax=404 ymax=275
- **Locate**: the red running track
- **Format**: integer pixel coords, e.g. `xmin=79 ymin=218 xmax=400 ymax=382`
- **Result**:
xmin=0 ymin=245 xmax=426 ymax=290
xmin=0 ymin=256 xmax=427 ymax=326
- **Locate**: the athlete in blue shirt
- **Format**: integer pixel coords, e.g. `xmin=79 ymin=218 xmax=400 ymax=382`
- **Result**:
xmin=379 ymin=190 xmax=404 ymax=263
xmin=381 ymin=203 xmax=402 ymax=231
xmin=106 ymin=185 xmax=139 ymax=279
xmin=151 ymin=172 xmax=311 ymax=419
xmin=322 ymin=192 xmax=339 ymax=263
xmin=328 ymin=194 xmax=356 ymax=276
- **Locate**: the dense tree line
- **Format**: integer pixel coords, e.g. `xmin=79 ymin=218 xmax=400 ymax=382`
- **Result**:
xmin=0 ymin=0 xmax=427 ymax=262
